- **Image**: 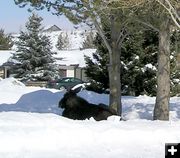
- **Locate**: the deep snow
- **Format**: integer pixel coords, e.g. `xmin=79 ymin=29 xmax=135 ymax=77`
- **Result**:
xmin=0 ymin=77 xmax=180 ymax=158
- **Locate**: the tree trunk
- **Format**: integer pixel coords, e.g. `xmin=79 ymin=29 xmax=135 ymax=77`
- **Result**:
xmin=108 ymin=15 xmax=122 ymax=116
xmin=153 ymin=19 xmax=170 ymax=120
xmin=92 ymin=13 xmax=122 ymax=116
xmin=109 ymin=46 xmax=122 ymax=116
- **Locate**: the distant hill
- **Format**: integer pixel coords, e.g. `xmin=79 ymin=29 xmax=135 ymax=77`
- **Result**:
xmin=11 ymin=29 xmax=96 ymax=51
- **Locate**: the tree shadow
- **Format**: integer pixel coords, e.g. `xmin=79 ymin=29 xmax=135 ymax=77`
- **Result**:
xmin=122 ymin=96 xmax=180 ymax=120
xmin=169 ymin=102 xmax=180 ymax=120
xmin=123 ymin=103 xmax=154 ymax=120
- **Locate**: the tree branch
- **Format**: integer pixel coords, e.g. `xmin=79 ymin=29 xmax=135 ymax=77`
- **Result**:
xmin=156 ymin=0 xmax=180 ymax=28
xmin=135 ymin=19 xmax=159 ymax=32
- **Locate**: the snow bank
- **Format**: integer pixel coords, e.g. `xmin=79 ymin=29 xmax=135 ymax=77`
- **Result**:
xmin=0 ymin=78 xmax=180 ymax=158
xmin=0 ymin=77 xmax=25 ymax=87
xmin=0 ymin=78 xmax=180 ymax=121
xmin=0 ymin=78 xmax=62 ymax=115
xmin=0 ymin=112 xmax=180 ymax=158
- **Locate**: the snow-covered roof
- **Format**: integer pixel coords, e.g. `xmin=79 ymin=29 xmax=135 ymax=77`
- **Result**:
xmin=43 ymin=25 xmax=61 ymax=32
xmin=0 ymin=49 xmax=95 ymax=68
xmin=0 ymin=50 xmax=14 ymax=65
xmin=54 ymin=49 xmax=95 ymax=67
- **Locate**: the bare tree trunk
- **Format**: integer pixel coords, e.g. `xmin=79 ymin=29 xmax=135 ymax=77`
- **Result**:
xmin=108 ymin=15 xmax=122 ymax=116
xmin=91 ymin=11 xmax=126 ymax=117
xmin=153 ymin=19 xmax=170 ymax=120
xmin=109 ymin=46 xmax=122 ymax=116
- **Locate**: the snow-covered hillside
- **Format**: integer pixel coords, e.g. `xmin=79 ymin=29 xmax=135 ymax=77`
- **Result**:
xmin=45 ymin=30 xmax=94 ymax=51
xmin=12 ymin=30 xmax=96 ymax=51
xmin=0 ymin=77 xmax=180 ymax=158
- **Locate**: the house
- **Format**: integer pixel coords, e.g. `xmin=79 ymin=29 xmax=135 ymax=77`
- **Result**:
xmin=59 ymin=64 xmax=88 ymax=81
xmin=0 ymin=50 xmax=14 ymax=78
xmin=0 ymin=49 xmax=95 ymax=82
xmin=55 ymin=49 xmax=95 ymax=82
xmin=43 ymin=25 xmax=61 ymax=32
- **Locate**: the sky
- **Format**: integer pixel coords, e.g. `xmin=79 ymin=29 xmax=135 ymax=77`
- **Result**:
xmin=0 ymin=0 xmax=75 ymax=33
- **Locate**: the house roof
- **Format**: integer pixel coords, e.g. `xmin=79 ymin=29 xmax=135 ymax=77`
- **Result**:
xmin=0 ymin=50 xmax=14 ymax=66
xmin=54 ymin=49 xmax=95 ymax=67
xmin=0 ymin=49 xmax=95 ymax=68
xmin=43 ymin=25 xmax=61 ymax=32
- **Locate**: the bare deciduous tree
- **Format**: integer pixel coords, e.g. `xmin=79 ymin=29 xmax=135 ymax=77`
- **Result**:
xmin=106 ymin=0 xmax=180 ymax=28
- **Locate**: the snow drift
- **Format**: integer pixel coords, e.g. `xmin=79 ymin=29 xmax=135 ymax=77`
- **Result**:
xmin=0 ymin=78 xmax=180 ymax=158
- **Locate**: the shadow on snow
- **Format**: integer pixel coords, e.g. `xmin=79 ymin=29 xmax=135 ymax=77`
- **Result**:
xmin=0 ymin=90 xmax=64 ymax=115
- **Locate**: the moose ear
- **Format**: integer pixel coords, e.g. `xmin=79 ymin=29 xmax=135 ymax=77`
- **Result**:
xmin=73 ymin=87 xmax=82 ymax=93
xmin=71 ymin=85 xmax=83 ymax=93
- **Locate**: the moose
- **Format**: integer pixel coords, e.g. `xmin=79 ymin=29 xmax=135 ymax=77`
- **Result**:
xmin=59 ymin=89 xmax=117 ymax=121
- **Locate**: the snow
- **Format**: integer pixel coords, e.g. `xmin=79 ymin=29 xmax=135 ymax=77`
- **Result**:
xmin=141 ymin=64 xmax=157 ymax=72
xmin=0 ymin=50 xmax=14 ymax=65
xmin=12 ymin=30 xmax=96 ymax=51
xmin=54 ymin=49 xmax=95 ymax=67
xmin=144 ymin=63 xmax=157 ymax=71
xmin=0 ymin=29 xmax=180 ymax=157
xmin=3 ymin=30 xmax=96 ymax=69
xmin=0 ymin=77 xmax=180 ymax=158
xmin=0 ymin=49 xmax=95 ymax=68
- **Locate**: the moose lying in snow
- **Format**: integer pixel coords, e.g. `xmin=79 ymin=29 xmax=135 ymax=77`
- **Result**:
xmin=59 ymin=89 xmax=117 ymax=121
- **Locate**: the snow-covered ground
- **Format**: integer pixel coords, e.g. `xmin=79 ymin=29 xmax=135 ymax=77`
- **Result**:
xmin=0 ymin=77 xmax=180 ymax=158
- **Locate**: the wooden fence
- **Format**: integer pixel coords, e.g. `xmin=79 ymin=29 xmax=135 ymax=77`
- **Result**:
xmin=25 ymin=81 xmax=47 ymax=87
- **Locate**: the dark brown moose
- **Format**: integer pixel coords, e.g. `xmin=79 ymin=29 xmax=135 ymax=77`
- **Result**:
xmin=59 ymin=89 xmax=117 ymax=121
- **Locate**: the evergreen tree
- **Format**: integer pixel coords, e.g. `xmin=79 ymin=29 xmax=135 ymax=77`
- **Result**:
xmin=85 ymin=28 xmax=158 ymax=96
xmin=85 ymin=27 xmax=179 ymax=96
xmin=56 ymin=32 xmax=70 ymax=50
xmin=121 ymin=30 xmax=158 ymax=96
xmin=84 ymin=26 xmax=110 ymax=93
xmin=0 ymin=29 xmax=13 ymax=50
xmin=13 ymin=13 xmax=57 ymax=81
